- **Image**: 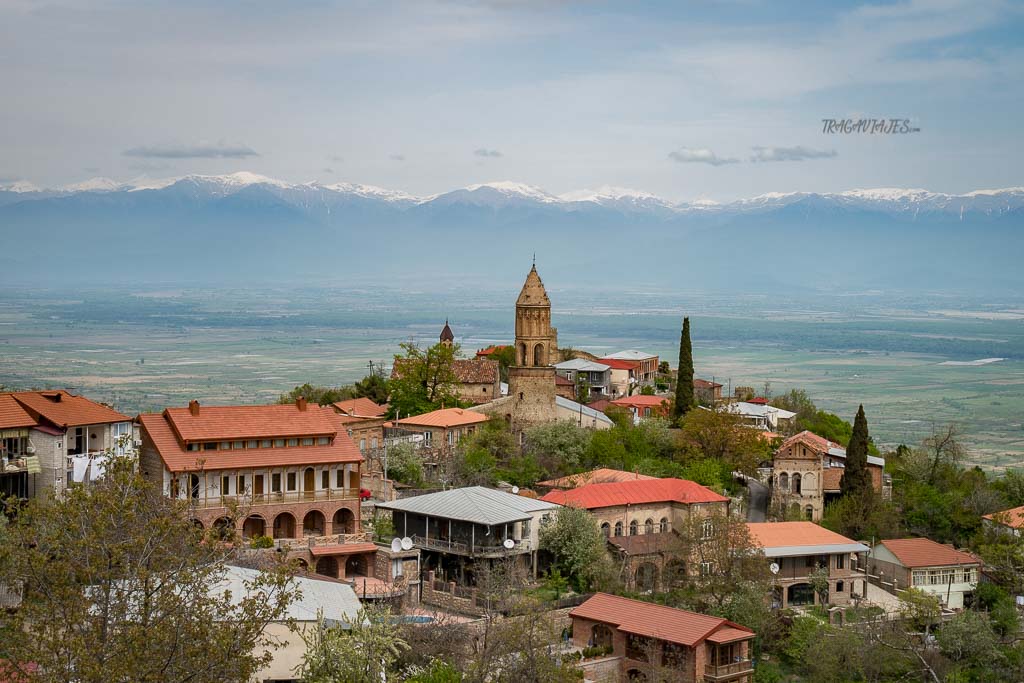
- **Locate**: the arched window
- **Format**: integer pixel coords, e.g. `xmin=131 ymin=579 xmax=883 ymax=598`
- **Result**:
xmin=534 ymin=343 xmax=544 ymax=366
xmin=614 ymin=521 xmax=623 ymax=537
xmin=601 ymin=522 xmax=611 ymax=538
xmin=519 ymin=342 xmax=528 ymax=366
xmin=701 ymin=518 xmax=713 ymax=540
xmin=792 ymin=472 xmax=802 ymax=495
xmin=629 ymin=520 xmax=639 ymax=536
xmin=805 ymin=506 xmax=814 ymax=520
xmin=804 ymin=473 xmax=814 ymax=490
xmin=779 ymin=472 xmax=789 ymax=491
xmin=644 ymin=518 xmax=654 ymax=534
xmin=659 ymin=517 xmax=669 ymax=533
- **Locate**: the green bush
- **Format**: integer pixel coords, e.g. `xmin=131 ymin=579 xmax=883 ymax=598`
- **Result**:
xmin=249 ymin=535 xmax=274 ymax=549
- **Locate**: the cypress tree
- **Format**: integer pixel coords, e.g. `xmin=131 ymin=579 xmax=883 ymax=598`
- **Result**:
xmin=840 ymin=404 xmax=872 ymax=498
xmin=673 ymin=317 xmax=695 ymax=423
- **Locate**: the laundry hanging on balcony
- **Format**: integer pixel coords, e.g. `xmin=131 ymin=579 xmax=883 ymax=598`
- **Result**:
xmin=71 ymin=454 xmax=110 ymax=483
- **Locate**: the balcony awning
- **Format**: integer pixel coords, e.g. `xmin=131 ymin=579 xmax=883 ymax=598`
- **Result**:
xmin=309 ymin=542 xmax=377 ymax=557
xmin=707 ymin=627 xmax=755 ymax=644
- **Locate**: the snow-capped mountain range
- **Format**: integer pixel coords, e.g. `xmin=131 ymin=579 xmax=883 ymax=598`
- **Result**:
xmin=1 ymin=172 xmax=1021 ymax=292
xmin=3 ymin=171 xmax=1023 ymax=217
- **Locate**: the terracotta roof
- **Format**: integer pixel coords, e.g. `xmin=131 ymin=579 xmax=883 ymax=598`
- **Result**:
xmin=163 ymin=403 xmax=339 ymax=441
xmin=746 ymin=521 xmax=859 ymax=550
xmin=983 ymin=505 xmax=1024 ymax=529
xmin=3 ymin=390 xmax=129 ymax=429
xmin=555 ymin=375 xmax=575 ymax=386
xmin=0 ymin=395 xmax=37 ymax=430
xmin=476 ymin=345 xmax=511 ymax=357
xmin=693 ymin=379 xmax=723 ymax=389
xmin=569 ymin=593 xmax=752 ymax=648
xmin=779 ymin=430 xmax=843 ymax=454
xmin=137 ymin=406 xmax=363 ymax=473
xmin=598 ymin=358 xmax=641 ymax=371
xmin=516 ymin=265 xmax=550 ymax=306
xmin=537 ymin=468 xmax=657 ymax=489
xmin=586 ymin=399 xmax=613 ymax=413
xmin=611 ymin=395 xmax=670 ymax=408
xmin=878 ymin=538 xmax=979 ymax=568
xmin=452 ymin=359 xmax=499 ymax=384
xmin=333 ymin=398 xmax=388 ymax=418
xmin=748 ymin=397 xmax=768 ymax=405
xmin=394 ymin=407 xmax=489 ymax=429
xmin=706 ymin=627 xmax=754 ymax=644
xmin=540 ymin=478 xmax=728 ymax=509
xmin=309 ymin=542 xmax=378 ymax=557
xmin=608 ymin=532 xmax=681 ymax=556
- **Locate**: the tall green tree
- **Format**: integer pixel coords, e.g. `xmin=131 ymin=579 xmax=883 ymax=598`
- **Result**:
xmin=388 ymin=341 xmax=463 ymax=417
xmin=672 ymin=316 xmax=695 ymax=423
xmin=839 ymin=404 xmax=872 ymax=499
xmin=538 ymin=506 xmax=618 ymax=592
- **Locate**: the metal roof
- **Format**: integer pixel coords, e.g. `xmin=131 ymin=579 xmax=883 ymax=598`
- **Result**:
xmin=555 ymin=395 xmax=614 ymax=425
xmin=223 ymin=565 xmax=362 ymax=627
xmin=554 ymin=359 xmax=610 ymax=372
xmin=762 ymin=542 xmax=868 ymax=558
xmin=377 ymin=486 xmax=560 ymax=525
xmin=602 ymin=350 xmax=657 ymax=361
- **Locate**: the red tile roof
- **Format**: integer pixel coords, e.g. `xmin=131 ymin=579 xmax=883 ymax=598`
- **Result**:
xmin=540 ymin=478 xmax=728 ymax=509
xmin=164 ymin=403 xmax=338 ymax=442
xmin=983 ymin=505 xmax=1024 ymax=529
xmin=706 ymin=627 xmax=754 ymax=644
xmin=394 ymin=407 xmax=489 ymax=429
xmin=0 ymin=395 xmax=37 ymax=430
xmin=611 ymin=395 xmax=670 ymax=408
xmin=333 ymin=397 xmax=388 ymax=418
xmin=598 ymin=358 xmax=641 ymax=371
xmin=476 ymin=345 xmax=511 ymax=357
xmin=586 ymin=399 xmax=613 ymax=413
xmin=537 ymin=468 xmax=657 ymax=489
xmin=746 ymin=521 xmax=858 ymax=550
xmin=3 ymin=390 xmax=129 ymax=429
xmin=878 ymin=538 xmax=979 ymax=568
xmin=137 ymin=405 xmax=363 ymax=473
xmin=555 ymin=375 xmax=575 ymax=386
xmin=779 ymin=430 xmax=844 ymax=454
xmin=693 ymin=379 xmax=723 ymax=389
xmin=309 ymin=542 xmax=378 ymax=557
xmin=570 ymin=593 xmax=752 ymax=648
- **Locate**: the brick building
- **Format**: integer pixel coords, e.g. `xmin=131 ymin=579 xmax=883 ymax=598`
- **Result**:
xmin=569 ymin=593 xmax=754 ymax=682
xmin=868 ymin=538 xmax=980 ymax=609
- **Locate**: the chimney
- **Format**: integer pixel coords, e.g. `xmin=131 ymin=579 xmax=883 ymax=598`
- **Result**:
xmin=188 ymin=400 xmax=200 ymax=417
xmin=296 ymin=397 xmax=308 ymax=412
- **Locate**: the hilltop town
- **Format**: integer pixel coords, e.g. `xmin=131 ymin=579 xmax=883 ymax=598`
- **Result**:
xmin=1 ymin=265 xmax=1023 ymax=683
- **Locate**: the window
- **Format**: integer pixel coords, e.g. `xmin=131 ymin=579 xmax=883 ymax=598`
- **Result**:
xmin=601 ymin=522 xmax=611 ymax=538
xmin=359 ymin=438 xmax=366 ymax=452
xmin=659 ymin=517 xmax=669 ymax=533
xmin=835 ymin=554 xmax=845 ymax=570
xmin=233 ymin=441 xmax=244 ymax=449
xmin=302 ymin=438 xmax=314 ymax=446
xmin=701 ymin=519 xmax=713 ymax=540
xmin=221 ymin=475 xmax=230 ymax=495
xmin=522 ymin=519 xmax=531 ymax=538
xmin=287 ymin=438 xmax=298 ymax=447
xmin=287 ymin=472 xmax=297 ymax=491
xmin=336 ymin=469 xmax=344 ymax=488
xmin=318 ymin=436 xmax=330 ymax=445
xmin=221 ymin=442 xmax=231 ymax=450
xmin=237 ymin=475 xmax=246 ymax=494
xmin=447 ymin=431 xmax=455 ymax=446
xmin=614 ymin=521 xmax=623 ymax=537
xmin=700 ymin=561 xmax=713 ymax=577
xmin=371 ymin=437 xmax=378 ymax=449
xmin=629 ymin=520 xmax=639 ymax=536
xmin=272 ymin=473 xmax=282 ymax=493
xmin=805 ymin=555 xmax=817 ymax=568
xmin=187 ymin=443 xmax=200 ymax=452
xmin=247 ymin=440 xmax=258 ymax=448
xmin=423 ymin=431 xmax=433 ymax=447
xmin=274 ymin=439 xmax=285 ymax=447
xmin=644 ymin=519 xmax=654 ymax=534
xmin=261 ymin=439 xmax=272 ymax=448
xmin=779 ymin=473 xmax=789 ymax=491
xmin=836 ymin=581 xmax=845 ymax=593
xmin=392 ymin=558 xmax=404 ymax=578
xmin=321 ymin=470 xmax=329 ymax=489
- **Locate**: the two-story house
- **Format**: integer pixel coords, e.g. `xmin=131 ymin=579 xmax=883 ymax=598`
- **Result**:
xmin=570 ymin=592 xmax=755 ymax=683
xmin=554 ymin=359 xmax=612 ymax=398
xmin=600 ymin=358 xmax=641 ymax=398
xmin=869 ymin=538 xmax=980 ymax=609
xmin=982 ymin=504 xmax=1024 ymax=537
xmin=137 ymin=399 xmax=382 ymax=583
xmin=694 ymin=379 xmax=724 ymax=405
xmin=542 ymin=478 xmax=730 ymax=591
xmin=375 ymin=486 xmax=560 ymax=581
xmin=611 ymin=394 xmax=671 ymax=423
xmin=771 ymin=430 xmax=887 ymax=522
xmin=0 ymin=390 xmax=135 ymax=498
xmin=747 ymin=521 xmax=868 ymax=608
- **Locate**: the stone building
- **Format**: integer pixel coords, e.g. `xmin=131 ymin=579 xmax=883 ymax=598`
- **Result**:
xmin=770 ymin=430 xmax=886 ymax=522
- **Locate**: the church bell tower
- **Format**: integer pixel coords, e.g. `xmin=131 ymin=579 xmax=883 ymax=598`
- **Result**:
xmin=507 ymin=264 xmax=558 ymax=431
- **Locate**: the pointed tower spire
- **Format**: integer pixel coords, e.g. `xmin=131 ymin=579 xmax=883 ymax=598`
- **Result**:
xmin=439 ymin=318 xmax=454 ymax=346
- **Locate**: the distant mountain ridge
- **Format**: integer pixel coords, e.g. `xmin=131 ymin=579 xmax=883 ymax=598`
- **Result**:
xmin=1 ymin=172 xmax=1021 ymax=292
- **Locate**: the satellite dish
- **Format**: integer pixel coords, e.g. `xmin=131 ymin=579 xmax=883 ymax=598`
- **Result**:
xmin=769 ymin=562 xmax=780 ymax=575
xmin=401 ymin=537 xmax=413 ymax=551
xmin=390 ymin=538 xmax=402 ymax=553
xmin=503 ymin=538 xmax=515 ymax=550
xmin=511 ymin=486 xmax=520 ymax=494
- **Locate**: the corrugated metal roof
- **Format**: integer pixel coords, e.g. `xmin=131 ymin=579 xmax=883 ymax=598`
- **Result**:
xmin=554 ymin=359 xmax=610 ymax=372
xmin=555 ymin=395 xmax=613 ymax=425
xmin=222 ymin=565 xmax=362 ymax=626
xmin=377 ymin=486 xmax=560 ymax=525
xmin=602 ymin=350 xmax=657 ymax=361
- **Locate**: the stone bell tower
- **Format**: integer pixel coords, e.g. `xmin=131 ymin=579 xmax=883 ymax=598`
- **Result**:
xmin=506 ymin=264 xmax=558 ymax=430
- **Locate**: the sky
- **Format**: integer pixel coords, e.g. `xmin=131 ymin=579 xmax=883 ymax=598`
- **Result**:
xmin=1 ymin=0 xmax=1022 ymax=201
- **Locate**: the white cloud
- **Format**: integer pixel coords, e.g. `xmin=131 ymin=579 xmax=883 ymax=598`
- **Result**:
xmin=668 ymin=148 xmax=739 ymax=166
xmin=474 ymin=148 xmax=503 ymax=158
xmin=123 ymin=143 xmax=258 ymax=159
xmin=750 ymin=146 xmax=837 ymax=162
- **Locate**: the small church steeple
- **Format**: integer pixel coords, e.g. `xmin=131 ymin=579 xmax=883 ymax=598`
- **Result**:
xmin=439 ymin=318 xmax=455 ymax=347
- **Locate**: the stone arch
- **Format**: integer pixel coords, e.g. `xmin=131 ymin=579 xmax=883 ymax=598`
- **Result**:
xmin=792 ymin=472 xmax=802 ymax=495
xmin=659 ymin=517 xmax=669 ymax=533
xmin=242 ymin=514 xmax=266 ymax=539
xmin=190 ymin=518 xmax=205 ymax=530
xmin=315 ymin=556 xmax=339 ymax=579
xmin=644 ymin=518 xmax=654 ymax=534
xmin=804 ymin=472 xmax=814 ymax=489
xmin=533 ymin=343 xmax=544 ymax=366
xmin=779 ymin=472 xmax=789 ymax=491
xmin=805 ymin=505 xmax=814 ymax=520
xmin=212 ymin=516 xmax=234 ymax=540
xmin=591 ymin=623 xmax=613 ymax=649
xmin=601 ymin=522 xmax=611 ymax=538
xmin=346 ymin=554 xmax=368 ymax=577
xmin=333 ymin=507 xmax=356 ymax=534
xmin=635 ymin=562 xmax=659 ymax=592
xmin=303 ymin=509 xmax=326 ymax=536
xmin=295 ymin=558 xmax=309 ymax=571
xmin=629 ymin=520 xmax=639 ymax=536
xmin=519 ymin=342 xmax=528 ymax=366
xmin=666 ymin=559 xmax=686 ymax=587
xmin=273 ymin=511 xmax=296 ymax=539
xmin=614 ymin=521 xmax=623 ymax=537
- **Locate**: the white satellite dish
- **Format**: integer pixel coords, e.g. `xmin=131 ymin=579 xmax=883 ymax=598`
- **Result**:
xmin=401 ymin=537 xmax=413 ymax=551
xmin=390 ymin=538 xmax=402 ymax=552
xmin=503 ymin=538 xmax=515 ymax=550
xmin=769 ymin=562 xmax=780 ymax=575
xmin=511 ymin=486 xmax=520 ymax=494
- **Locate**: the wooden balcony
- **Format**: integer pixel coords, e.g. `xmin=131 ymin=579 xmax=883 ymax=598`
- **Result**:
xmin=412 ymin=534 xmax=530 ymax=557
xmin=187 ymin=488 xmax=361 ymax=510
xmin=704 ymin=660 xmax=754 ymax=680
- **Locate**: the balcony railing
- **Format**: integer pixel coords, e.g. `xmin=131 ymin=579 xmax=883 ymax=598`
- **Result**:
xmin=704 ymin=660 xmax=754 ymax=680
xmin=187 ymin=488 xmax=361 ymax=510
xmin=412 ymin=535 xmax=529 ymax=556
xmin=0 ymin=458 xmax=28 ymax=474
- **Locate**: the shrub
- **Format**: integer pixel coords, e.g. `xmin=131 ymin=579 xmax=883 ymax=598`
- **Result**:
xmin=249 ymin=535 xmax=274 ymax=549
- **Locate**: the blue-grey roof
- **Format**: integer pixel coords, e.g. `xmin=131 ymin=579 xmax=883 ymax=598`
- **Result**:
xmin=376 ymin=486 xmax=560 ymax=525
xmin=763 ymin=542 xmax=869 ymax=558
xmin=554 ymin=358 xmax=610 ymax=372
xmin=555 ymin=395 xmax=614 ymax=425
xmin=223 ymin=565 xmax=362 ymax=626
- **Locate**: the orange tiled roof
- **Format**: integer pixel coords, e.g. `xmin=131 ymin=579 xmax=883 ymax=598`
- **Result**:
xmin=555 ymin=375 xmax=575 ymax=386
xmin=611 ymin=395 xmax=670 ymax=408
xmin=983 ymin=505 xmax=1024 ymax=529
xmin=333 ymin=398 xmax=388 ymax=418
xmin=0 ymin=395 xmax=37 ymax=430
xmin=5 ymin=390 xmax=129 ymax=428
xmin=746 ymin=521 xmax=858 ymax=549
xmin=138 ymin=405 xmax=363 ymax=473
xmin=540 ymin=478 xmax=728 ymax=509
xmin=570 ymin=593 xmax=752 ymax=648
xmin=164 ymin=403 xmax=338 ymax=442
xmin=394 ymin=407 xmax=489 ymax=429
xmin=694 ymin=379 xmax=723 ymax=389
xmin=878 ymin=538 xmax=980 ymax=568
xmin=779 ymin=430 xmax=843 ymax=454
xmin=309 ymin=542 xmax=378 ymax=557
xmin=537 ymin=468 xmax=658 ymax=489
xmin=476 ymin=345 xmax=511 ymax=357
xmin=598 ymin=358 xmax=641 ymax=371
